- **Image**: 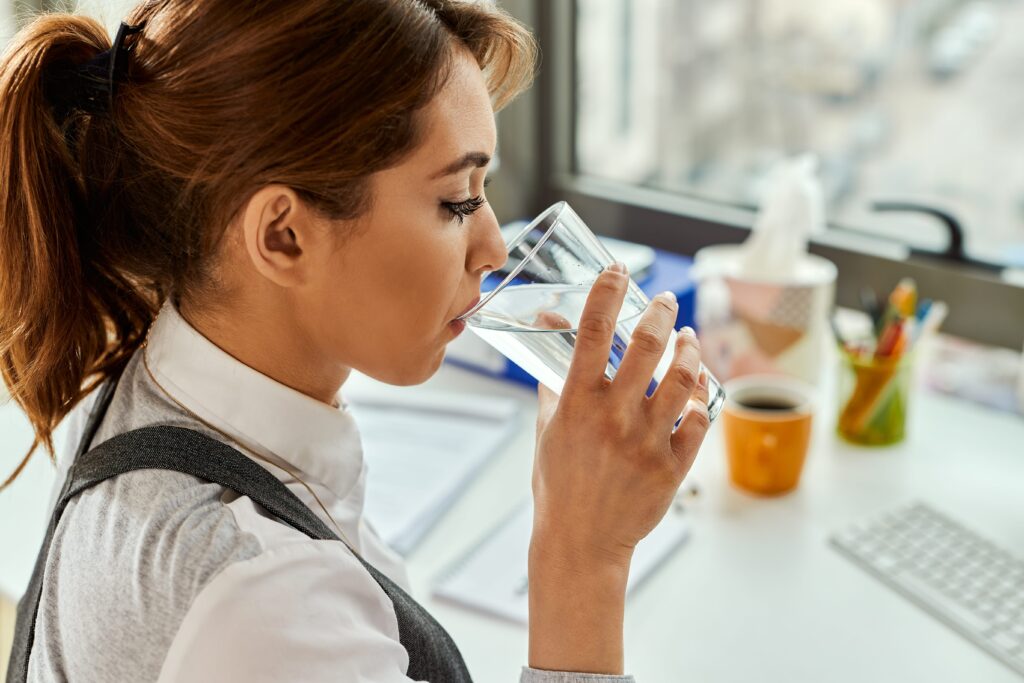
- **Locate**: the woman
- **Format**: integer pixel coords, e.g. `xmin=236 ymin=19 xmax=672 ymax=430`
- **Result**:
xmin=0 ymin=1 xmax=710 ymax=681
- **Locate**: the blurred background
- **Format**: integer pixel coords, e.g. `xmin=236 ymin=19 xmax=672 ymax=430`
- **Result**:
xmin=495 ymin=0 xmax=1024 ymax=351
xmin=4 ymin=0 xmax=1022 ymax=347
xmin=574 ymin=0 xmax=1024 ymax=268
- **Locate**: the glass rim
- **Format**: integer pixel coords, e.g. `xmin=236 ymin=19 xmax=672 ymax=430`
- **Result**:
xmin=456 ymin=200 xmax=569 ymax=321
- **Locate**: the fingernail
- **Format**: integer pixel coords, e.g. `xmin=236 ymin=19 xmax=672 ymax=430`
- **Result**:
xmin=657 ymin=290 xmax=677 ymax=303
xmin=681 ymin=325 xmax=695 ymax=337
xmin=606 ymin=261 xmax=627 ymax=275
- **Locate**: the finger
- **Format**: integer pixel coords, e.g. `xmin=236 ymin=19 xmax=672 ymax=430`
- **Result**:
xmin=649 ymin=326 xmax=702 ymax=428
xmin=669 ymin=372 xmax=711 ymax=477
xmin=689 ymin=365 xmax=711 ymax=417
xmin=678 ymin=365 xmax=711 ymax=432
xmin=562 ymin=264 xmax=629 ymax=396
xmin=610 ymin=291 xmax=678 ymax=399
xmin=533 ymin=311 xmax=573 ymax=331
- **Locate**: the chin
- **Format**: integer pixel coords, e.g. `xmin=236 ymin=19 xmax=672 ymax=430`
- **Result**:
xmin=371 ymin=348 xmax=446 ymax=387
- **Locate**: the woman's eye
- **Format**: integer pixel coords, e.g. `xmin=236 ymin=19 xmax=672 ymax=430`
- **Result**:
xmin=441 ymin=177 xmax=492 ymax=224
xmin=441 ymin=195 xmax=487 ymax=224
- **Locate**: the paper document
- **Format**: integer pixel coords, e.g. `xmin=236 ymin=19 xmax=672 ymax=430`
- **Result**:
xmin=433 ymin=499 xmax=691 ymax=624
xmin=347 ymin=387 xmax=522 ymax=556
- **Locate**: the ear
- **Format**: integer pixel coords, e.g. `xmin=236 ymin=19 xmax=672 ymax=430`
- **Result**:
xmin=239 ymin=184 xmax=323 ymax=288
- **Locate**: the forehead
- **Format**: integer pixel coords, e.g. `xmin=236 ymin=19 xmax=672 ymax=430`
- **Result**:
xmin=409 ymin=48 xmax=497 ymax=167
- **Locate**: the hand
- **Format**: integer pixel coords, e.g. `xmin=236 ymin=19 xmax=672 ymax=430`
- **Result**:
xmin=531 ymin=263 xmax=710 ymax=568
xmin=526 ymin=262 xmax=710 ymax=675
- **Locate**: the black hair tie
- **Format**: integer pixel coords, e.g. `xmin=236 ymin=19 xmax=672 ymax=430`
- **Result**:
xmin=44 ymin=20 xmax=146 ymax=122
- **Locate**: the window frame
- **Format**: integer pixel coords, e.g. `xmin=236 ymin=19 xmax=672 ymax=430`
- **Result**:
xmin=507 ymin=0 xmax=1024 ymax=350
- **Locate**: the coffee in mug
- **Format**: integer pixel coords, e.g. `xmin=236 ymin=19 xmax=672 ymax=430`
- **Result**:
xmin=722 ymin=374 xmax=815 ymax=496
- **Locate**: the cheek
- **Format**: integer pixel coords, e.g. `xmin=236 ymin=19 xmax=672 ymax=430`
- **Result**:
xmin=393 ymin=231 xmax=467 ymax=324
xmin=311 ymin=223 xmax=466 ymax=373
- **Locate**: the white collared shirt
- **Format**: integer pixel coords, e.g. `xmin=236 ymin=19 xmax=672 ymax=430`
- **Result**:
xmin=140 ymin=295 xmax=394 ymax=565
xmin=35 ymin=297 xmax=631 ymax=683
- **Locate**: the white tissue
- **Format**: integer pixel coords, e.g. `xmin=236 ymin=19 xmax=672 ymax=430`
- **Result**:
xmin=739 ymin=154 xmax=825 ymax=280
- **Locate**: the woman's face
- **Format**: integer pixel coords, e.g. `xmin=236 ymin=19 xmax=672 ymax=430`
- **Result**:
xmin=302 ymin=48 xmax=507 ymax=386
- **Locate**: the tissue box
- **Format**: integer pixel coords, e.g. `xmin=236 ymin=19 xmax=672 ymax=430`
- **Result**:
xmin=693 ymin=244 xmax=836 ymax=386
xmin=444 ymin=248 xmax=697 ymax=387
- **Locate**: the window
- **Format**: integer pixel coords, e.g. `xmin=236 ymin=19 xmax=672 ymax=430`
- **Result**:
xmin=575 ymin=0 xmax=1024 ymax=267
xmin=522 ymin=1 xmax=1024 ymax=348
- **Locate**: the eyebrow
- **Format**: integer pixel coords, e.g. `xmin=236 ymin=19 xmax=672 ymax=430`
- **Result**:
xmin=431 ymin=151 xmax=492 ymax=179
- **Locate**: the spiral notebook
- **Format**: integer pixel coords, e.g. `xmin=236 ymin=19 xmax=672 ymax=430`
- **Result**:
xmin=433 ymin=499 xmax=691 ymax=624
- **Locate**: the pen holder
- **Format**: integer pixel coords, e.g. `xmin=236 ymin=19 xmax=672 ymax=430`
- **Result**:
xmin=836 ymin=351 xmax=914 ymax=446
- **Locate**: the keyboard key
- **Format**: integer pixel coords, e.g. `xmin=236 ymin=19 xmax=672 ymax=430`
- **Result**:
xmin=894 ymin=573 xmax=993 ymax=633
xmin=871 ymin=554 xmax=902 ymax=572
xmin=992 ymin=631 xmax=1020 ymax=651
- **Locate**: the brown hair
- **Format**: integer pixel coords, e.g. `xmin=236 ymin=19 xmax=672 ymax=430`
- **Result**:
xmin=0 ymin=0 xmax=537 ymax=491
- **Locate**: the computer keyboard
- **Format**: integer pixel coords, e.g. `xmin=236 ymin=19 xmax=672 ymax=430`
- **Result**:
xmin=831 ymin=501 xmax=1024 ymax=677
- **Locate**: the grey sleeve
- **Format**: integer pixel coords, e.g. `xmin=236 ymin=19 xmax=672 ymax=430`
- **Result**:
xmin=519 ymin=666 xmax=636 ymax=683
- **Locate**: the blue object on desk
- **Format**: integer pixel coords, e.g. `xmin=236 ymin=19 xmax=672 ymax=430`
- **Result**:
xmin=444 ymin=247 xmax=697 ymax=388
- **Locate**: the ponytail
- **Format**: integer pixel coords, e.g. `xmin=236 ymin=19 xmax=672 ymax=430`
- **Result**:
xmin=0 ymin=15 xmax=158 ymax=492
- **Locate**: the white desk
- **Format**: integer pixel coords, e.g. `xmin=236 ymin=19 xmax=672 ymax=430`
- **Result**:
xmin=386 ymin=362 xmax=1024 ymax=683
xmin=2 ymin=360 xmax=1023 ymax=682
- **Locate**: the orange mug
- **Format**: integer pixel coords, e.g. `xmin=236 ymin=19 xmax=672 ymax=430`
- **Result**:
xmin=722 ymin=375 xmax=814 ymax=496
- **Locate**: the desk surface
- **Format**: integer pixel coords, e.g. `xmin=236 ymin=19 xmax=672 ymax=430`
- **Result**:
xmin=374 ymin=361 xmax=1024 ymax=683
xmin=2 ymin=358 xmax=1023 ymax=682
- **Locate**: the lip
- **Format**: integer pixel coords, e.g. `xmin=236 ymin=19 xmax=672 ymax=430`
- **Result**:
xmin=449 ymin=318 xmax=467 ymax=336
xmin=453 ymin=295 xmax=481 ymax=322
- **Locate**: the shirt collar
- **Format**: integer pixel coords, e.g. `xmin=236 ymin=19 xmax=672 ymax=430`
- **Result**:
xmin=142 ymin=297 xmax=364 ymax=502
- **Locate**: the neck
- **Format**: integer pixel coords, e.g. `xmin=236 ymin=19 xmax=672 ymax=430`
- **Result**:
xmin=175 ymin=296 xmax=351 ymax=407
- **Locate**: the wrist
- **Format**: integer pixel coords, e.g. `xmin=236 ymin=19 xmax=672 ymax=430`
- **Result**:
xmin=527 ymin=539 xmax=631 ymax=675
xmin=529 ymin=525 xmax=635 ymax=576
xmin=529 ymin=540 xmax=632 ymax=585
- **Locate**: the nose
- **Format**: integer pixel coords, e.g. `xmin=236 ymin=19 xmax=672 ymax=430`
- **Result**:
xmin=468 ymin=205 xmax=507 ymax=275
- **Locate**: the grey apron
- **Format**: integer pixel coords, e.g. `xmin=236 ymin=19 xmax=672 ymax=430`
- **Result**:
xmin=6 ymin=369 xmax=472 ymax=682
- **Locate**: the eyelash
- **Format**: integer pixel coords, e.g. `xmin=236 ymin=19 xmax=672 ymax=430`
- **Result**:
xmin=442 ymin=177 xmax=492 ymax=224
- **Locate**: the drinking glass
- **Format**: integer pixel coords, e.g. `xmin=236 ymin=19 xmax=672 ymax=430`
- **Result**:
xmin=456 ymin=201 xmax=726 ymax=423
